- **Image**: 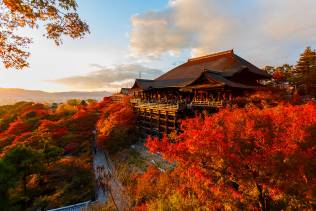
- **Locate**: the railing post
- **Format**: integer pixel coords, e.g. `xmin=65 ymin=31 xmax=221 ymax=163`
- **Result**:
xmin=166 ymin=111 xmax=168 ymax=133
xmin=158 ymin=110 xmax=161 ymax=135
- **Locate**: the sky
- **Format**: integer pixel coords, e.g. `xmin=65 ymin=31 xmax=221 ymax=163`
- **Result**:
xmin=0 ymin=0 xmax=315 ymax=92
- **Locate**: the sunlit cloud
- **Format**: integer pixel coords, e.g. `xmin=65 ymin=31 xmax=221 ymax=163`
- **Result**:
xmin=129 ymin=0 xmax=316 ymax=66
xmin=50 ymin=64 xmax=163 ymax=90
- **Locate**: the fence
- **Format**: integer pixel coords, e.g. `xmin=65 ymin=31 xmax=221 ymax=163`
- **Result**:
xmin=48 ymin=201 xmax=91 ymax=211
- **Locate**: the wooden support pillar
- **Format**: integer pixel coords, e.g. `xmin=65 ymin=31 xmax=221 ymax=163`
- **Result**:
xmin=166 ymin=111 xmax=168 ymax=133
xmin=158 ymin=110 xmax=161 ymax=134
xmin=174 ymin=115 xmax=176 ymax=130
xmin=150 ymin=109 xmax=152 ymax=134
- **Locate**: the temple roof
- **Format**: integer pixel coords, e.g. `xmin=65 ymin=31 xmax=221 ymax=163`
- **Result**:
xmin=156 ymin=49 xmax=270 ymax=81
xmin=183 ymin=71 xmax=263 ymax=90
xmin=131 ymin=50 xmax=271 ymax=91
xmin=132 ymin=78 xmax=194 ymax=90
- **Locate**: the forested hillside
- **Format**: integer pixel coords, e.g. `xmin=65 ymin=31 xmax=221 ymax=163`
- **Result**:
xmin=0 ymin=100 xmax=104 ymax=210
xmin=0 ymin=88 xmax=110 ymax=105
xmin=95 ymin=99 xmax=316 ymax=210
xmin=1 ymin=97 xmax=315 ymax=210
xmin=139 ymin=103 xmax=316 ymax=210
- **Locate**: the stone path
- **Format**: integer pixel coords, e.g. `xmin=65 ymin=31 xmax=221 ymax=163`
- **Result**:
xmin=92 ymin=134 xmax=108 ymax=203
xmin=92 ymin=130 xmax=129 ymax=210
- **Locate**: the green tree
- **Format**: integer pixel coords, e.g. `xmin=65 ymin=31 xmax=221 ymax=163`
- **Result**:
xmin=295 ymin=47 xmax=316 ymax=95
xmin=3 ymin=146 xmax=43 ymax=209
xmin=80 ymin=100 xmax=88 ymax=106
xmin=42 ymin=145 xmax=63 ymax=166
xmin=67 ymin=99 xmax=80 ymax=106
xmin=51 ymin=102 xmax=59 ymax=110
xmin=0 ymin=159 xmax=17 ymax=210
xmin=265 ymin=64 xmax=295 ymax=85
xmin=0 ymin=0 xmax=89 ymax=69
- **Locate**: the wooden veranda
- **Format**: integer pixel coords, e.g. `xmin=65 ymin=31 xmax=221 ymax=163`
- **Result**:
xmin=129 ymin=50 xmax=271 ymax=136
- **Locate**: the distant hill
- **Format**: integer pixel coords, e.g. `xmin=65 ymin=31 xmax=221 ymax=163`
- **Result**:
xmin=0 ymin=88 xmax=111 ymax=105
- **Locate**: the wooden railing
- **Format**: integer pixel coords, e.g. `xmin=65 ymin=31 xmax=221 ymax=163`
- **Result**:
xmin=48 ymin=201 xmax=91 ymax=211
xmin=131 ymin=98 xmax=224 ymax=110
xmin=191 ymin=100 xmax=223 ymax=107
xmin=134 ymin=102 xmax=180 ymax=111
xmin=130 ymin=98 xmax=142 ymax=104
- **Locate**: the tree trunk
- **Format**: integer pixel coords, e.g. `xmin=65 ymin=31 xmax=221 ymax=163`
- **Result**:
xmin=23 ymin=174 xmax=27 ymax=195
xmin=22 ymin=173 xmax=27 ymax=211
xmin=256 ymin=183 xmax=270 ymax=211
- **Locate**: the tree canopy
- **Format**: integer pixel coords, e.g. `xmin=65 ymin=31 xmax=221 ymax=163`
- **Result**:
xmin=137 ymin=103 xmax=316 ymax=210
xmin=0 ymin=100 xmax=103 ymax=210
xmin=295 ymin=47 xmax=316 ymax=95
xmin=0 ymin=0 xmax=89 ymax=69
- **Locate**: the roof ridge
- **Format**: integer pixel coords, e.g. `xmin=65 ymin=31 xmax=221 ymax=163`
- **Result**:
xmin=188 ymin=49 xmax=234 ymax=62
xmin=136 ymin=78 xmax=154 ymax=81
xmin=204 ymin=69 xmax=222 ymax=74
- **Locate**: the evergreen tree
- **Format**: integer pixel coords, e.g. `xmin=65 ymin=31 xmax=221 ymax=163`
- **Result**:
xmin=0 ymin=159 xmax=16 ymax=210
xmin=3 ymin=146 xmax=44 ymax=210
xmin=295 ymin=47 xmax=316 ymax=96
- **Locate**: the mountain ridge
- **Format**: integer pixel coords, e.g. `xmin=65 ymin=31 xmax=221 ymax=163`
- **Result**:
xmin=0 ymin=88 xmax=111 ymax=105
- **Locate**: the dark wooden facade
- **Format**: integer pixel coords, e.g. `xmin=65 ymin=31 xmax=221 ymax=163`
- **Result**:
xmin=130 ymin=50 xmax=271 ymax=136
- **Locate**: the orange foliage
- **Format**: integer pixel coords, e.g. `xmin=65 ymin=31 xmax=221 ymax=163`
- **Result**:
xmin=5 ymin=119 xmax=29 ymax=135
xmin=11 ymin=132 xmax=32 ymax=145
xmin=143 ymin=103 xmax=316 ymax=209
xmin=38 ymin=120 xmax=67 ymax=138
xmin=97 ymin=97 xmax=136 ymax=149
xmin=0 ymin=100 xmax=99 ymax=210
xmin=68 ymin=110 xmax=99 ymax=134
xmin=272 ymin=70 xmax=284 ymax=81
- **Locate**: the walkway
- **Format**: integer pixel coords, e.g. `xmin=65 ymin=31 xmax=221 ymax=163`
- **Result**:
xmin=48 ymin=129 xmax=128 ymax=211
xmin=92 ymin=130 xmax=108 ymax=203
xmin=92 ymin=130 xmax=129 ymax=210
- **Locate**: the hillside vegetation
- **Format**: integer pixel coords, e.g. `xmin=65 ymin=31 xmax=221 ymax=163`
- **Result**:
xmin=0 ymin=100 xmax=105 ymax=210
xmin=1 ymin=96 xmax=315 ymax=211
xmin=96 ymin=99 xmax=316 ymax=210
xmin=133 ymin=103 xmax=316 ymax=210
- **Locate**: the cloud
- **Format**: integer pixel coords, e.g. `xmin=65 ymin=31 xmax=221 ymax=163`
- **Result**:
xmin=50 ymin=64 xmax=163 ymax=90
xmin=129 ymin=0 xmax=316 ymax=66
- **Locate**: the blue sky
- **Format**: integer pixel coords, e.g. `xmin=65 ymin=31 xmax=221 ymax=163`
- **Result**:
xmin=0 ymin=0 xmax=315 ymax=92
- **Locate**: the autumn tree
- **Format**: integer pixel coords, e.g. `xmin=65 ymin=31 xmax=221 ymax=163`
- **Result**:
xmin=264 ymin=64 xmax=295 ymax=86
xmin=67 ymin=99 xmax=80 ymax=106
xmin=295 ymin=47 xmax=316 ymax=96
xmin=143 ymin=103 xmax=316 ymax=210
xmin=96 ymin=97 xmax=138 ymax=153
xmin=0 ymin=100 xmax=98 ymax=210
xmin=40 ymin=136 xmax=63 ymax=166
xmin=0 ymin=0 xmax=89 ymax=69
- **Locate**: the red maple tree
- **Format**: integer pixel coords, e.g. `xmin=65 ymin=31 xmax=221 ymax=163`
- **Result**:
xmin=142 ymin=103 xmax=316 ymax=210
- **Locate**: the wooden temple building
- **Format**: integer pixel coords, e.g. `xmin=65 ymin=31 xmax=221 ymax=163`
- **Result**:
xmin=129 ymin=50 xmax=271 ymax=136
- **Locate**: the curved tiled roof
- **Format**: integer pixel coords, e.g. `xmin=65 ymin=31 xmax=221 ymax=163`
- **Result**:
xmin=180 ymin=71 xmax=264 ymax=91
xmin=156 ymin=50 xmax=270 ymax=81
xmin=132 ymin=78 xmax=194 ymax=90
xmin=131 ymin=50 xmax=270 ymax=91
